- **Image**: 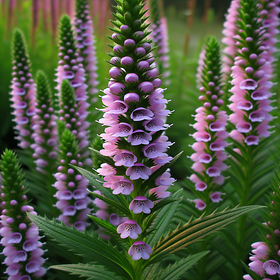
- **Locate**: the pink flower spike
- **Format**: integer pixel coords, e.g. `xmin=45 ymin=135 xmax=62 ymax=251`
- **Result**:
xmin=130 ymin=107 xmax=153 ymax=121
xmin=127 ymin=130 xmax=152 ymax=146
xmin=239 ymin=79 xmax=258 ymax=90
xmin=112 ymin=179 xmax=134 ymax=195
xmin=129 ymin=196 xmax=154 ymax=214
xmin=113 ymin=151 xmax=137 ymax=167
xmin=128 ymin=241 xmax=152 ymax=260
xmin=210 ymin=191 xmax=224 ymax=203
xmin=126 ymin=164 xmax=151 ymax=180
xmin=117 ymin=220 xmax=142 ymax=239
xmin=263 ymin=260 xmax=280 ymax=275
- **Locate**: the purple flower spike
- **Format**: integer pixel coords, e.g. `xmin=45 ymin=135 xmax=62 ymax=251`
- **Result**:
xmin=108 ymin=100 xmax=128 ymax=115
xmin=128 ymin=241 xmax=152 ymax=260
xmin=126 ymin=164 xmax=152 ymax=180
xmin=142 ymin=142 xmax=167 ymax=159
xmin=134 ymin=47 xmax=145 ymax=57
xmin=117 ymin=220 xmax=142 ymax=239
xmin=7 ymin=232 xmax=22 ymax=244
xmin=131 ymin=107 xmax=154 ymax=121
xmin=124 ymin=39 xmax=136 ymax=48
xmin=244 ymin=135 xmax=259 ymax=146
xmin=109 ymin=82 xmax=126 ymax=95
xmin=124 ymin=93 xmax=140 ymax=103
xmin=109 ymin=67 xmax=122 ymax=78
xmin=113 ymin=151 xmax=137 ymax=167
xmin=195 ymin=182 xmax=207 ymax=191
xmin=112 ymin=179 xmax=134 ymax=195
xmin=129 ymin=196 xmax=154 ymax=214
xmin=113 ymin=123 xmax=133 ymax=137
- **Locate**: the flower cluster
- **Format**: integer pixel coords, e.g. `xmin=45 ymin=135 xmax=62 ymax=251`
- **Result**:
xmin=97 ymin=0 xmax=174 ymax=260
xmin=10 ymin=29 xmax=36 ymax=150
xmin=189 ymin=37 xmax=227 ymax=211
xmin=53 ymin=129 xmax=91 ymax=231
xmin=31 ymin=71 xmax=58 ymax=175
xmin=228 ymin=0 xmax=276 ymax=146
xmin=56 ymin=15 xmax=92 ymax=167
xmin=0 ymin=150 xmax=46 ymax=279
xmin=244 ymin=170 xmax=280 ymax=279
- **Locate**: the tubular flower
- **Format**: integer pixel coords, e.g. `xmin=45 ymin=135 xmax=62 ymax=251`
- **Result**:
xmin=149 ymin=0 xmax=170 ymax=84
xmin=74 ymin=0 xmax=99 ymax=142
xmin=189 ymin=37 xmax=228 ymax=211
xmin=53 ymin=129 xmax=90 ymax=231
xmin=31 ymin=71 xmax=58 ymax=175
xmin=55 ymin=15 xmax=92 ymax=167
xmin=244 ymin=170 xmax=280 ymax=279
xmin=97 ymin=0 xmax=174 ymax=261
xmin=0 ymin=150 xmax=46 ymax=279
xmin=10 ymin=29 xmax=36 ymax=150
xmin=228 ymin=0 xmax=276 ymax=146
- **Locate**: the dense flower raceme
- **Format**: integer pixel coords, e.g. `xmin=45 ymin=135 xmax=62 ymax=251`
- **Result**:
xmin=74 ymin=0 xmax=99 ymax=104
xmin=10 ymin=29 xmax=36 ymax=150
xmin=0 ymin=150 xmax=46 ymax=279
xmin=258 ymin=0 xmax=280 ymax=73
xmin=55 ymin=15 xmax=92 ymax=167
xmin=53 ymin=129 xmax=91 ymax=231
xmin=228 ymin=0 xmax=277 ymax=146
xmin=244 ymin=171 xmax=280 ymax=280
xmin=221 ymin=0 xmax=241 ymax=76
xmin=189 ymin=38 xmax=228 ymax=211
xmin=30 ymin=71 xmax=58 ymax=175
xmin=96 ymin=0 xmax=174 ymax=260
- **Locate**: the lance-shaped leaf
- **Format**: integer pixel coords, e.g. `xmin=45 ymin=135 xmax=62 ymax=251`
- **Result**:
xmin=88 ymin=215 xmax=118 ymax=236
xmin=154 ymin=251 xmax=209 ymax=280
xmin=51 ymin=263 xmax=122 ymax=280
xmin=146 ymin=189 xmax=183 ymax=247
xmin=142 ymin=151 xmax=183 ymax=192
xmin=28 ymin=214 xmax=134 ymax=279
xmin=147 ymin=205 xmax=264 ymax=265
xmin=88 ymin=190 xmax=131 ymax=216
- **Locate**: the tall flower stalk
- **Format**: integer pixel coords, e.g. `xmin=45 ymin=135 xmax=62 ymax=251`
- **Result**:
xmin=74 ymin=0 xmax=99 ymax=143
xmin=96 ymin=0 xmax=173 ymax=269
xmin=55 ymin=14 xmax=92 ymax=167
xmin=10 ymin=29 xmax=36 ymax=152
xmin=189 ymin=37 xmax=227 ymax=212
xmin=53 ymin=128 xmax=91 ymax=231
xmin=0 ymin=149 xmax=46 ymax=279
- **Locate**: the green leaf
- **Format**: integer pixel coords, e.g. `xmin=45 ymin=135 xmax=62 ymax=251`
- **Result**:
xmin=155 ymin=251 xmax=209 ymax=280
xmin=51 ymin=263 xmax=122 ymax=280
xmin=88 ymin=215 xmax=118 ymax=235
xmin=148 ymin=205 xmax=264 ymax=265
xmin=88 ymin=190 xmax=131 ymax=217
xmin=28 ymin=214 xmax=134 ymax=279
xmin=146 ymin=189 xmax=183 ymax=247
xmin=142 ymin=152 xmax=183 ymax=192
